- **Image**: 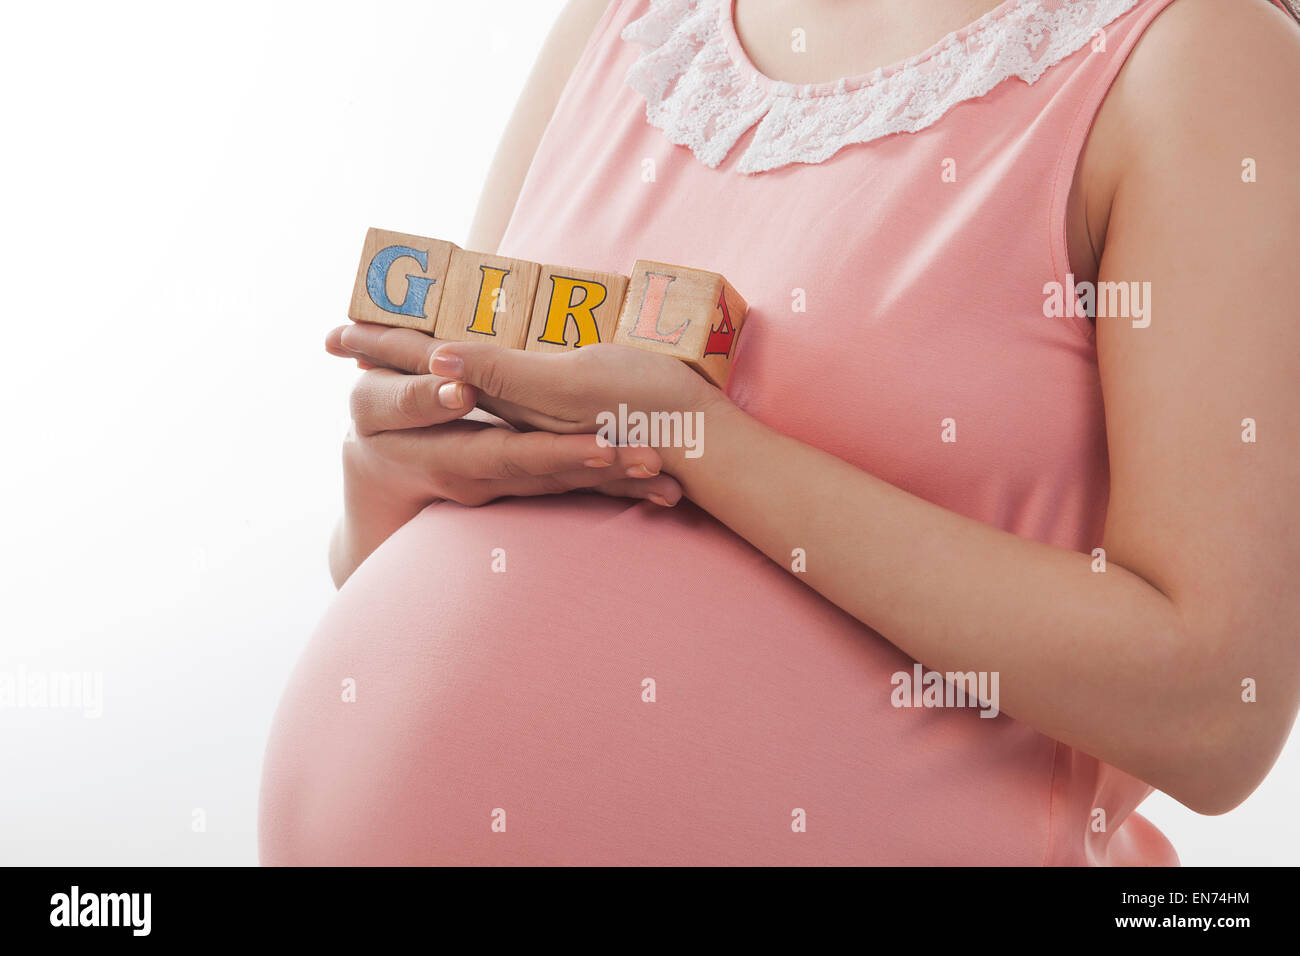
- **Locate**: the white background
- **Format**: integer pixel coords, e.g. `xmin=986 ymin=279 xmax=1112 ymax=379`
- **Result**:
xmin=0 ymin=0 xmax=1294 ymax=866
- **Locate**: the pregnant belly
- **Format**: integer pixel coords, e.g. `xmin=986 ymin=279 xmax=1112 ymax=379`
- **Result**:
xmin=258 ymin=494 xmax=1054 ymax=865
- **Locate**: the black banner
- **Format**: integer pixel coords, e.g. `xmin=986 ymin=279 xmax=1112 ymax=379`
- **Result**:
xmin=0 ymin=865 xmax=1287 ymax=943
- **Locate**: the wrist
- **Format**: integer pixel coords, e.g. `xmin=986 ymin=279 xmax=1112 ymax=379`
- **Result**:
xmin=342 ymin=438 xmax=429 ymax=510
xmin=658 ymin=381 xmax=743 ymax=480
xmin=340 ymin=441 xmax=433 ymax=551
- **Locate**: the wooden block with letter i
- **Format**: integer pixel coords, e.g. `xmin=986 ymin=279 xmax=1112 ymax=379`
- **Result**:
xmin=613 ymin=260 xmax=748 ymax=388
xmin=525 ymin=265 xmax=629 ymax=353
xmin=434 ymin=249 xmax=542 ymax=349
xmin=348 ymin=228 xmax=457 ymax=333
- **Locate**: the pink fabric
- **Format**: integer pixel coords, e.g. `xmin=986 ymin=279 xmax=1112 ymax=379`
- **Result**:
xmin=260 ymin=0 xmax=1181 ymax=865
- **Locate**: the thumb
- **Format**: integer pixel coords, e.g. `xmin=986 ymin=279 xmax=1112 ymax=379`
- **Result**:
xmin=429 ymin=342 xmax=568 ymax=409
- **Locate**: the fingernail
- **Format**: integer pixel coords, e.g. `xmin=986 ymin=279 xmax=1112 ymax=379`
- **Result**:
xmin=437 ymin=382 xmax=464 ymax=409
xmin=584 ymin=457 xmax=613 ymax=468
xmin=647 ymin=493 xmax=672 ymax=507
xmin=430 ymin=352 xmax=463 ymax=377
xmin=627 ymin=463 xmax=658 ymax=478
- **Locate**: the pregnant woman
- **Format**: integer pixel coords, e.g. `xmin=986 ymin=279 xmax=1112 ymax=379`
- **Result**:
xmin=260 ymin=0 xmax=1300 ymax=864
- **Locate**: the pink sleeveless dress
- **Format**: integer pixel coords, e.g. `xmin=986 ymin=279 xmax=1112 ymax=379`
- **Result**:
xmin=260 ymin=0 xmax=1183 ymax=865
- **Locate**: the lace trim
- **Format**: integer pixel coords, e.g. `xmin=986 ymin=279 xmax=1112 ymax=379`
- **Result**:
xmin=623 ymin=0 xmax=1140 ymax=173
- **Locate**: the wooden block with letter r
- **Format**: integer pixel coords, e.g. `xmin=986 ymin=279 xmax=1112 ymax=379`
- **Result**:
xmin=434 ymin=249 xmax=542 ymax=350
xmin=612 ymin=260 xmax=748 ymax=388
xmin=348 ymin=227 xmax=458 ymax=333
xmin=525 ymin=265 xmax=629 ymax=353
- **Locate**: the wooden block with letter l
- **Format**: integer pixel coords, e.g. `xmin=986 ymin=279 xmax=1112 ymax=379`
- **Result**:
xmin=612 ymin=260 xmax=748 ymax=388
xmin=434 ymin=249 xmax=542 ymax=349
xmin=348 ymin=228 xmax=458 ymax=333
xmin=525 ymin=265 xmax=629 ymax=353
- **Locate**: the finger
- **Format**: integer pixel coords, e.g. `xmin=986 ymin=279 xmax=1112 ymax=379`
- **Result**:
xmin=366 ymin=424 xmax=617 ymax=477
xmin=365 ymin=424 xmax=669 ymax=479
xmin=505 ymin=450 xmax=680 ymax=494
xmin=609 ymin=443 xmax=665 ymax=477
xmin=490 ymin=470 xmax=683 ymax=503
xmin=329 ymin=322 xmax=444 ymax=374
xmin=350 ymin=367 xmax=479 ymax=435
xmin=444 ymin=429 xmax=668 ymax=481
xmin=325 ymin=326 xmax=352 ymax=358
xmin=524 ymin=436 xmax=667 ymax=479
xmin=428 ymin=342 xmax=581 ymax=419
xmin=459 ymin=428 xmax=631 ymax=479
xmin=590 ymin=475 xmax=684 ymax=506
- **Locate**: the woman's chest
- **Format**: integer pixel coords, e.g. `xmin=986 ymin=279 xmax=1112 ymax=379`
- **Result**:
xmin=503 ymin=99 xmax=1104 ymax=521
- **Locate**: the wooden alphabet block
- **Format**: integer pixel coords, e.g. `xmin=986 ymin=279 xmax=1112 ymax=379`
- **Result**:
xmin=613 ymin=260 xmax=748 ymax=388
xmin=434 ymin=249 xmax=542 ymax=349
xmin=348 ymin=228 xmax=457 ymax=333
xmin=525 ymin=265 xmax=629 ymax=353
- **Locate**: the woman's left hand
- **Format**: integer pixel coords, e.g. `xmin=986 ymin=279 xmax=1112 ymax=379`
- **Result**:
xmin=428 ymin=341 xmax=727 ymax=472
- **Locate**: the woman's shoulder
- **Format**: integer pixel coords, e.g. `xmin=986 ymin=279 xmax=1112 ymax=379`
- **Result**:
xmin=1077 ymin=0 xmax=1300 ymax=266
xmin=465 ymin=0 xmax=614 ymax=251
xmin=1101 ymin=0 xmax=1300 ymax=175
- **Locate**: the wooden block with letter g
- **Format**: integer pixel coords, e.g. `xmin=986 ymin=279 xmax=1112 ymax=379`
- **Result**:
xmin=434 ymin=249 xmax=542 ymax=349
xmin=525 ymin=265 xmax=629 ymax=353
xmin=613 ymin=260 xmax=748 ymax=388
xmin=348 ymin=228 xmax=458 ymax=333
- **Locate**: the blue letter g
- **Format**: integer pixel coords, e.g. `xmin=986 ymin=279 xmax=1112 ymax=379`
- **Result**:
xmin=366 ymin=245 xmax=435 ymax=316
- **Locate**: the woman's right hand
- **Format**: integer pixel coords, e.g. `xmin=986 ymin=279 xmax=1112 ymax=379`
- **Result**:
xmin=331 ymin=322 xmax=682 ymax=508
xmin=325 ymin=323 xmax=683 ymax=586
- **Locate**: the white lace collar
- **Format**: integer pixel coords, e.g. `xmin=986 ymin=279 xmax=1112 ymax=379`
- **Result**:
xmin=622 ymin=0 xmax=1139 ymax=173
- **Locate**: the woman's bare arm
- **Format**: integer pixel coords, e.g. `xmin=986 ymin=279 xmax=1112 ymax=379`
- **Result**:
xmin=464 ymin=0 xmax=611 ymax=252
xmin=670 ymin=0 xmax=1300 ymax=814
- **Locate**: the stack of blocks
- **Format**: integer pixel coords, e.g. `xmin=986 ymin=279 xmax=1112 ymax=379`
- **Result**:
xmin=348 ymin=228 xmax=748 ymax=388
